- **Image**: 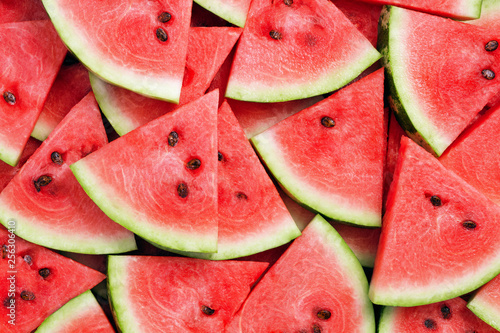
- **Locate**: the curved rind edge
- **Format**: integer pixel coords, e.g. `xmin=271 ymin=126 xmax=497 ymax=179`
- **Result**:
xmin=467 ymin=295 xmax=500 ymax=331
xmin=194 ymin=0 xmax=248 ymax=27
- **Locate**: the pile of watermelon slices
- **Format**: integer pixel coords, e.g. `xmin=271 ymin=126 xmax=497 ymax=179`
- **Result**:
xmin=3 ymin=0 xmax=500 ymax=331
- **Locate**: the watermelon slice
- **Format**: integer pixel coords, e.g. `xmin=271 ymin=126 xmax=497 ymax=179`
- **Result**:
xmin=35 ymin=290 xmax=115 ymax=333
xmin=0 ymin=228 xmax=105 ymax=332
xmin=384 ymin=111 xmax=406 ymax=207
xmin=108 ymin=255 xmax=268 ymax=332
xmin=194 ymin=0 xmax=252 ymax=27
xmin=91 ymin=26 xmax=241 ymax=136
xmin=0 ymin=20 xmax=67 ymax=166
xmin=224 ymin=0 xmax=381 ymax=102
xmin=42 ymin=0 xmax=192 ymax=103
xmin=0 ymin=0 xmax=49 ymax=23
xmin=226 ymin=215 xmax=375 ymax=332
xmin=467 ymin=273 xmax=500 ymax=331
xmin=0 ymin=138 xmax=41 ymax=193
xmin=31 ymin=58 xmax=92 ymax=141
xmin=379 ymin=5 xmax=500 ymax=156
xmin=379 ymin=297 xmax=498 ymax=332
xmin=251 ymin=69 xmax=386 ymax=227
xmin=0 ymin=92 xmax=137 ymax=254
xmin=370 ymin=136 xmax=500 ymax=306
xmin=71 ymin=91 xmax=218 ymax=253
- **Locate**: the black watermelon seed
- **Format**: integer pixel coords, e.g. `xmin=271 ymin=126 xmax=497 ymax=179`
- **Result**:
xmin=34 ymin=175 xmax=52 ymax=192
xmin=1 ymin=245 xmax=7 ymax=259
xmin=236 ymin=192 xmax=248 ymax=200
xmin=424 ymin=318 xmax=436 ymax=329
xmin=485 ymin=40 xmax=498 ymax=52
xmin=218 ymin=152 xmax=223 ymax=161
xmin=312 ymin=324 xmax=321 ymax=333
xmin=20 ymin=290 xmax=35 ymax=301
xmin=177 ymin=183 xmax=188 ymax=198
xmin=462 ymin=220 xmax=477 ymax=230
xmin=168 ymin=131 xmax=179 ymax=147
xmin=430 ymin=195 xmax=442 ymax=207
xmin=270 ymin=30 xmax=282 ymax=40
xmin=158 ymin=12 xmax=172 ymax=23
xmin=441 ymin=304 xmax=451 ymax=319
xmin=321 ymin=116 xmax=335 ymax=128
xmin=39 ymin=268 xmax=50 ymax=279
xmin=317 ymin=309 xmax=331 ymax=320
xmin=186 ymin=158 xmax=201 ymax=170
xmin=3 ymin=296 xmax=13 ymax=307
xmin=284 ymin=0 xmax=293 ymax=5
xmin=201 ymin=305 xmax=215 ymax=315
xmin=51 ymin=152 xmax=63 ymax=165
xmin=156 ymin=28 xmax=168 ymax=42
xmin=482 ymin=69 xmax=495 ymax=80
xmin=3 ymin=91 xmax=16 ymax=105
xmin=23 ymin=255 xmax=32 ymax=266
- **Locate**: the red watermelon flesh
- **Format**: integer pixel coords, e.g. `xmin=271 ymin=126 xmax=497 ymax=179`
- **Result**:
xmin=226 ymin=214 xmax=375 ymax=332
xmin=91 ymin=26 xmax=241 ymax=136
xmin=70 ymin=91 xmax=219 ymax=253
xmin=207 ymin=45 xmax=235 ymax=107
xmin=0 ymin=92 xmax=137 ymax=254
xmin=371 ymin=136 xmax=500 ymax=306
xmin=0 ymin=138 xmax=41 ymax=193
xmin=251 ymin=68 xmax=386 ymax=227
xmin=0 ymin=20 xmax=67 ymax=167
xmin=31 ymin=59 xmax=92 ymax=141
xmin=108 ymin=255 xmax=268 ymax=332
xmin=0 ymin=228 xmax=105 ymax=332
xmin=379 ymin=297 xmax=498 ymax=332
xmin=383 ymin=111 xmax=406 ymax=208
xmin=0 ymin=0 xmax=49 ymax=23
xmin=440 ymin=103 xmax=500 ymax=207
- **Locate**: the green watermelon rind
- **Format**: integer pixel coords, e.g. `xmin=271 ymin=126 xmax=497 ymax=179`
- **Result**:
xmin=0 ymin=144 xmax=23 ymax=168
xmin=467 ymin=294 xmax=500 ymax=331
xmin=35 ymin=290 xmax=109 ymax=333
xmin=251 ymin=134 xmax=381 ymax=227
xmin=225 ymin=47 xmax=381 ymax=103
xmin=70 ymin=160 xmax=218 ymax=253
xmin=377 ymin=306 xmax=397 ymax=333
xmin=194 ymin=0 xmax=248 ymax=27
xmin=89 ymin=72 xmax=136 ymax=137
xmin=378 ymin=5 xmax=448 ymax=157
xmin=0 ymin=205 xmax=137 ymax=254
xmin=41 ymin=0 xmax=183 ymax=103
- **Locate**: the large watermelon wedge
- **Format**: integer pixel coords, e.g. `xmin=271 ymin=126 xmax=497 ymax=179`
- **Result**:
xmin=226 ymin=215 xmax=375 ymax=332
xmin=91 ymin=26 xmax=241 ymax=136
xmin=0 ymin=92 xmax=136 ymax=254
xmin=42 ymin=0 xmax=192 ymax=103
xmin=108 ymin=255 xmax=268 ymax=332
xmin=379 ymin=5 xmax=500 ymax=156
xmin=0 ymin=228 xmax=105 ymax=332
xmin=370 ymin=136 xmax=500 ymax=306
xmin=224 ymin=0 xmax=381 ymax=102
xmin=71 ymin=91 xmax=218 ymax=253
xmin=0 ymin=20 xmax=67 ymax=166
xmin=251 ymin=69 xmax=386 ymax=227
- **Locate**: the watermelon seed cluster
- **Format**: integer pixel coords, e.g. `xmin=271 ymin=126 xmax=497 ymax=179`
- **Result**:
xmin=155 ymin=10 xmax=174 ymax=43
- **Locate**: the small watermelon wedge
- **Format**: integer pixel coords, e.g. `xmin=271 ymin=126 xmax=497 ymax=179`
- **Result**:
xmin=379 ymin=297 xmax=498 ymax=332
xmin=0 ymin=92 xmax=137 ymax=254
xmin=224 ymin=0 xmax=381 ymax=102
xmin=0 ymin=20 xmax=67 ymax=166
xmin=379 ymin=5 xmax=500 ymax=156
xmin=251 ymin=69 xmax=386 ymax=227
xmin=35 ymin=290 xmax=115 ymax=333
xmin=0 ymin=229 xmax=105 ymax=332
xmin=370 ymin=136 xmax=500 ymax=306
xmin=194 ymin=0 xmax=252 ymax=27
xmin=467 ymin=273 xmax=500 ymax=331
xmin=226 ymin=215 xmax=375 ymax=332
xmin=71 ymin=91 xmax=218 ymax=253
xmin=108 ymin=255 xmax=268 ymax=332
xmin=42 ymin=0 xmax=192 ymax=103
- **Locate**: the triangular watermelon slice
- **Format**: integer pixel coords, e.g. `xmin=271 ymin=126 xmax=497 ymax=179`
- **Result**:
xmin=194 ymin=0 xmax=252 ymax=27
xmin=35 ymin=290 xmax=115 ymax=333
xmin=108 ymin=255 xmax=268 ymax=332
xmin=0 ymin=228 xmax=105 ymax=332
xmin=379 ymin=297 xmax=498 ymax=332
xmin=370 ymin=136 xmax=500 ymax=306
xmin=71 ymin=91 xmax=219 ymax=253
xmin=251 ymin=69 xmax=386 ymax=227
xmin=226 ymin=215 xmax=375 ymax=332
xmin=225 ymin=0 xmax=380 ymax=102
xmin=0 ymin=20 xmax=67 ymax=166
xmin=91 ymin=26 xmax=241 ymax=136
xmin=0 ymin=92 xmax=136 ymax=254
xmin=379 ymin=6 xmax=500 ymax=156
xmin=42 ymin=0 xmax=192 ymax=103
xmin=467 ymin=273 xmax=500 ymax=331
